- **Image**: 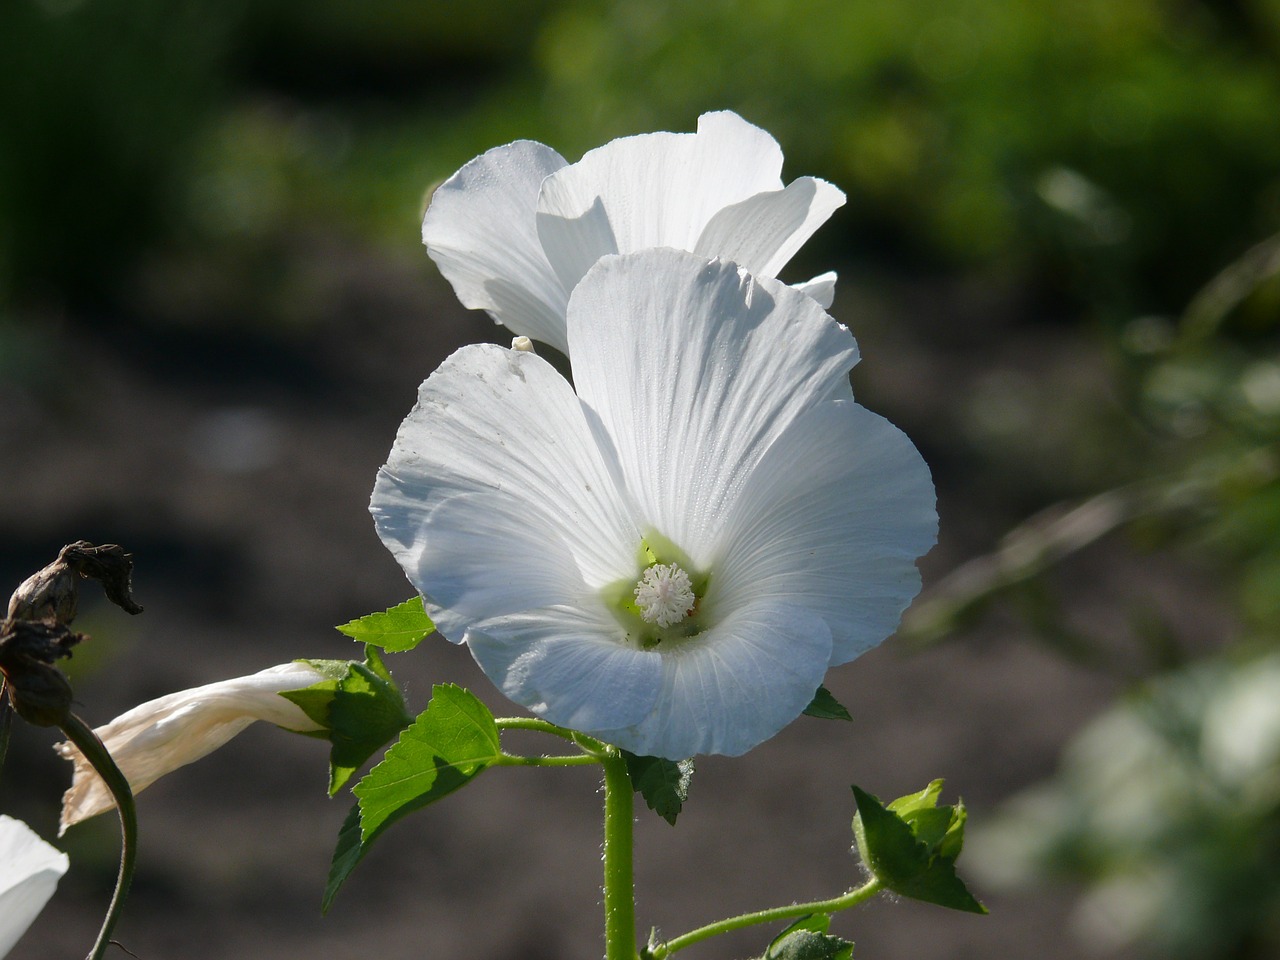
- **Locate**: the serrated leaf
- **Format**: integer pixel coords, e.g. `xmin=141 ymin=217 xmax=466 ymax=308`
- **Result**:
xmin=326 ymin=663 xmax=411 ymax=794
xmin=803 ymin=686 xmax=852 ymax=721
xmin=323 ymin=803 xmax=365 ymax=914
xmin=764 ymin=915 xmax=853 ymax=960
xmin=355 ymin=684 xmax=501 ymax=839
xmin=852 ymin=785 xmax=986 ymax=915
xmin=323 ymin=686 xmax=501 ymax=910
xmin=624 ymin=752 xmax=693 ymax=825
xmin=336 ymin=596 xmax=435 ymax=652
xmin=282 ymin=651 xmax=410 ymax=795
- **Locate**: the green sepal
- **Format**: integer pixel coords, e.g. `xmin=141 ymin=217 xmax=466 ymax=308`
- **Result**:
xmin=336 ymin=596 xmax=435 ymax=652
xmin=762 ymin=914 xmax=854 ymax=960
xmin=851 ymin=783 xmax=986 ymax=915
xmin=623 ymin=751 xmax=694 ymax=825
xmin=803 ymin=686 xmax=852 ymax=721
xmin=323 ymin=685 xmax=501 ymax=909
xmin=283 ymin=648 xmax=411 ymax=795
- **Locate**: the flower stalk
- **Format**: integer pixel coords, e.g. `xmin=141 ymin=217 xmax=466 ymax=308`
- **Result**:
xmin=646 ymin=877 xmax=884 ymax=959
xmin=58 ymin=712 xmax=138 ymax=960
xmin=602 ymin=748 xmax=638 ymax=960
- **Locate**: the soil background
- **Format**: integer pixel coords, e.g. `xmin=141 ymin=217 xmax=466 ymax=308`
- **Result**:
xmin=1 ymin=240 xmax=1221 ymax=960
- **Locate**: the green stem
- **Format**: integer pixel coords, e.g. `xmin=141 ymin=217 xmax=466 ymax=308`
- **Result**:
xmin=601 ymin=749 xmax=637 ymax=960
xmin=496 ymin=717 xmax=589 ymax=743
xmin=649 ymin=877 xmax=884 ymax=959
xmin=60 ymin=712 xmax=137 ymax=960
xmin=496 ymin=753 xmax=601 ymax=767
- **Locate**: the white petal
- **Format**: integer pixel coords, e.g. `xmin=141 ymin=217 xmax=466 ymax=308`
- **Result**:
xmin=466 ymin=607 xmax=663 ymax=731
xmin=422 ymin=141 xmax=572 ymax=352
xmin=569 ymin=249 xmax=858 ymax=565
xmin=794 ymin=271 xmax=837 ymax=309
xmin=535 ymin=111 xmax=786 ymax=291
xmin=592 ymin=601 xmax=833 ymax=759
xmin=371 ymin=344 xmax=639 ymax=628
xmin=412 ymin=491 xmax=599 ymax=640
xmin=694 ymin=177 xmax=846 ymax=278
xmin=0 ymin=816 xmax=68 ymax=958
xmin=712 ymin=399 xmax=937 ymax=665
xmin=57 ymin=662 xmax=326 ymax=833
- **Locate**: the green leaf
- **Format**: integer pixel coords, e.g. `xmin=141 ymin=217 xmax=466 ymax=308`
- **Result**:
xmin=803 ymin=686 xmax=852 ymax=721
xmin=763 ymin=915 xmax=854 ymax=960
xmin=355 ymin=684 xmax=501 ymax=838
xmin=323 ymin=803 xmax=365 ymax=914
xmin=624 ymin=752 xmax=694 ymax=825
xmin=336 ymin=596 xmax=435 ymax=652
xmin=852 ymin=784 xmax=986 ymax=915
xmin=324 ymin=685 xmax=501 ymax=909
xmin=282 ymin=649 xmax=411 ymax=795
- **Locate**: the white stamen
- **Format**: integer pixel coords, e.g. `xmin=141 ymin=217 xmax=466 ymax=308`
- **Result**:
xmin=511 ymin=336 xmax=535 ymax=353
xmin=634 ymin=563 xmax=696 ymax=628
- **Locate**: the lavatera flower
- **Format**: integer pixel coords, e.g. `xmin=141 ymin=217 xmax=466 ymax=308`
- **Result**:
xmin=372 ymin=248 xmax=936 ymax=760
xmin=424 ymin=110 xmax=845 ymax=355
xmin=57 ymin=662 xmax=326 ymax=833
xmin=0 ymin=815 xmax=68 ymax=958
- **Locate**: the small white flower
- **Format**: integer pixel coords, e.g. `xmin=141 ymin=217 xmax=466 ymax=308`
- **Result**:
xmin=372 ymin=248 xmax=935 ymax=759
xmin=56 ymin=662 xmax=326 ymax=833
xmin=423 ymin=110 xmax=845 ymax=354
xmin=0 ymin=815 xmax=68 ymax=958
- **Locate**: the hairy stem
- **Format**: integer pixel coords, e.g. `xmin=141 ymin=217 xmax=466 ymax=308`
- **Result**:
xmin=601 ymin=750 xmax=637 ymax=960
xmin=649 ymin=877 xmax=884 ymax=958
xmin=496 ymin=753 xmax=601 ymax=767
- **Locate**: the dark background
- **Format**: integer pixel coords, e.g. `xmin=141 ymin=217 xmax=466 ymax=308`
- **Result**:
xmin=3 ymin=1 xmax=1278 ymax=958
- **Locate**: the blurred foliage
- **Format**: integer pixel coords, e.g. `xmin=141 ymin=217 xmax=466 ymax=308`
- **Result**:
xmin=3 ymin=0 xmax=1280 ymax=321
xmin=910 ymin=234 xmax=1280 ymax=958
xmin=973 ymin=653 xmax=1280 ymax=959
xmin=533 ymin=0 xmax=1280 ymax=313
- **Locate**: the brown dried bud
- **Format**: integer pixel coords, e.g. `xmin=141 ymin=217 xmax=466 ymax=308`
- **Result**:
xmin=7 ymin=541 xmax=142 ymax=624
xmin=0 ymin=618 xmax=84 ymax=727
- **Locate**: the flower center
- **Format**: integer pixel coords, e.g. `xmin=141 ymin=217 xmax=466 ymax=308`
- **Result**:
xmin=633 ymin=563 xmax=696 ymax=628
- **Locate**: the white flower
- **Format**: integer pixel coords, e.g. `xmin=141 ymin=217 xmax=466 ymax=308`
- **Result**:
xmin=423 ymin=110 xmax=846 ymax=355
xmin=372 ymin=248 xmax=935 ymax=759
xmin=0 ymin=815 xmax=68 ymax=958
xmin=57 ymin=662 xmax=326 ymax=833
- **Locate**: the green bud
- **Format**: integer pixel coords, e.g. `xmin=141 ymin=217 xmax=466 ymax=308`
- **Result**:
xmin=852 ymin=782 xmax=986 ymax=915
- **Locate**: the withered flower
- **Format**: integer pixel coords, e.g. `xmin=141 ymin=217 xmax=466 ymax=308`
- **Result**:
xmin=7 ymin=541 xmax=142 ymax=625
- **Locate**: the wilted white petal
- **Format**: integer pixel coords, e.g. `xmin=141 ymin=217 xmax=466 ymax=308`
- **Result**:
xmin=713 ymin=399 xmax=937 ymax=664
xmin=569 ymin=249 xmax=858 ymax=563
xmin=694 ymin=176 xmax=846 ymax=278
xmin=423 ymin=140 xmax=571 ymax=351
xmin=0 ymin=816 xmax=68 ymax=958
xmin=57 ymin=662 xmax=326 ymax=833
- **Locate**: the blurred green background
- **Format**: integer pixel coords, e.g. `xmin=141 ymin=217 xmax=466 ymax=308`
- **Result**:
xmin=4 ymin=1 xmax=1280 ymax=958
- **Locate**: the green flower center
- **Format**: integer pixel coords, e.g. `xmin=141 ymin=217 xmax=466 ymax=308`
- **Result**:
xmin=602 ymin=534 xmax=711 ymax=650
